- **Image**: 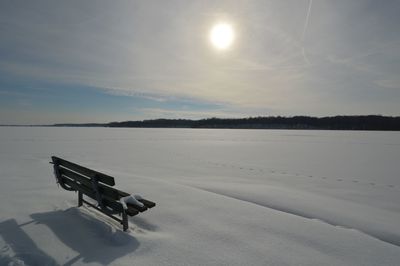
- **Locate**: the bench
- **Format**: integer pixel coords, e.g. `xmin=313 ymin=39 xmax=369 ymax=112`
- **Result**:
xmin=50 ymin=156 xmax=155 ymax=231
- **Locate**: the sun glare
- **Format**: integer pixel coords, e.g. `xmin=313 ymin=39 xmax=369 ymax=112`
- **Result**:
xmin=210 ymin=23 xmax=234 ymax=50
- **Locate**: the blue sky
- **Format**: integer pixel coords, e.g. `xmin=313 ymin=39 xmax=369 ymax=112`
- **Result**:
xmin=1 ymin=0 xmax=399 ymax=124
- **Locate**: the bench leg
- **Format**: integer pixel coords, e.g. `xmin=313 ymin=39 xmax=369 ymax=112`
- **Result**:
xmin=78 ymin=191 xmax=83 ymax=207
xmin=122 ymin=212 xmax=128 ymax=231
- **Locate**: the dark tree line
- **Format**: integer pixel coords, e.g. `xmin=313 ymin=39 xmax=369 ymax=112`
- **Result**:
xmin=104 ymin=115 xmax=400 ymax=130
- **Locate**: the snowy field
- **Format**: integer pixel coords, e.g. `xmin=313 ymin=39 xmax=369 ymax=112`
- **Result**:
xmin=0 ymin=127 xmax=399 ymax=266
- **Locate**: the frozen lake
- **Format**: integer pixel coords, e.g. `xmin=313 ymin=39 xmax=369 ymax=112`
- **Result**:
xmin=1 ymin=127 xmax=400 ymax=265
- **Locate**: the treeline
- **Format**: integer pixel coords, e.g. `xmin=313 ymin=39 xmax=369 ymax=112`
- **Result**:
xmin=104 ymin=115 xmax=400 ymax=130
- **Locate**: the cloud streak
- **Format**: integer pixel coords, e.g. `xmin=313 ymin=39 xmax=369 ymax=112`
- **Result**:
xmin=301 ymin=0 xmax=313 ymax=66
xmin=0 ymin=0 xmax=399 ymax=123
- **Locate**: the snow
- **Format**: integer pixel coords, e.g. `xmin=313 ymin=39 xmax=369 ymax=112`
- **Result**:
xmin=0 ymin=127 xmax=399 ymax=265
xmin=120 ymin=195 xmax=144 ymax=210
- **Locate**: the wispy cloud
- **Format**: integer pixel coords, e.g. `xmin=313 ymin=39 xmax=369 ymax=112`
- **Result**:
xmin=1 ymin=0 xmax=400 ymax=123
xmin=374 ymin=79 xmax=400 ymax=90
xmin=301 ymin=0 xmax=313 ymax=66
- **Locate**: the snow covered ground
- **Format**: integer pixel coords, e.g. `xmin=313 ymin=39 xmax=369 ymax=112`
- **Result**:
xmin=0 ymin=127 xmax=399 ymax=265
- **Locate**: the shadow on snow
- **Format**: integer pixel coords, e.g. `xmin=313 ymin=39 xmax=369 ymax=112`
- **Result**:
xmin=0 ymin=207 xmax=140 ymax=265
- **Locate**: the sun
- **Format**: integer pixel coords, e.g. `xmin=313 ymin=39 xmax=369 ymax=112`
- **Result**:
xmin=210 ymin=23 xmax=234 ymax=50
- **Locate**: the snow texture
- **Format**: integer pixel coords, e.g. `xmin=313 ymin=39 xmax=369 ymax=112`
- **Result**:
xmin=0 ymin=127 xmax=399 ymax=265
xmin=120 ymin=195 xmax=144 ymax=210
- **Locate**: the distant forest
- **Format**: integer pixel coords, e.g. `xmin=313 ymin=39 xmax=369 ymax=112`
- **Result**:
xmin=53 ymin=115 xmax=400 ymax=131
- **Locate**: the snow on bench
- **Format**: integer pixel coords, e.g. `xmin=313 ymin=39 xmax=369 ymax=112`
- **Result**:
xmin=50 ymin=156 xmax=155 ymax=231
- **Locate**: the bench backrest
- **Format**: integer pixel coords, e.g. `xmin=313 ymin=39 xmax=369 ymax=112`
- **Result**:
xmin=52 ymin=156 xmax=115 ymax=186
xmin=52 ymin=156 xmax=130 ymax=211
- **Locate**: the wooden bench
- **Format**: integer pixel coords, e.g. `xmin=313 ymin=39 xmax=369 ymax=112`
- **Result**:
xmin=50 ymin=156 xmax=155 ymax=231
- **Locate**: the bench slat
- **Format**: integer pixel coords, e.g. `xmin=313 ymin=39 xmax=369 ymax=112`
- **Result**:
xmin=59 ymin=167 xmax=152 ymax=211
xmin=98 ymin=184 xmax=121 ymax=200
xmin=127 ymin=203 xmax=147 ymax=212
xmin=52 ymin=156 xmax=115 ymax=186
xmin=61 ymin=176 xmax=124 ymax=213
xmin=60 ymin=165 xmax=155 ymax=211
xmin=60 ymin=167 xmax=124 ymax=201
xmin=126 ymin=206 xmax=140 ymax=216
xmin=138 ymin=199 xmax=156 ymax=208
xmin=59 ymin=167 xmax=91 ymax=187
xmin=98 ymin=187 xmax=155 ymax=210
xmin=60 ymin=176 xmax=139 ymax=217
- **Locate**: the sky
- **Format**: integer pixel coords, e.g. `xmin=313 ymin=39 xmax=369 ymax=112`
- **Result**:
xmin=0 ymin=0 xmax=399 ymax=124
